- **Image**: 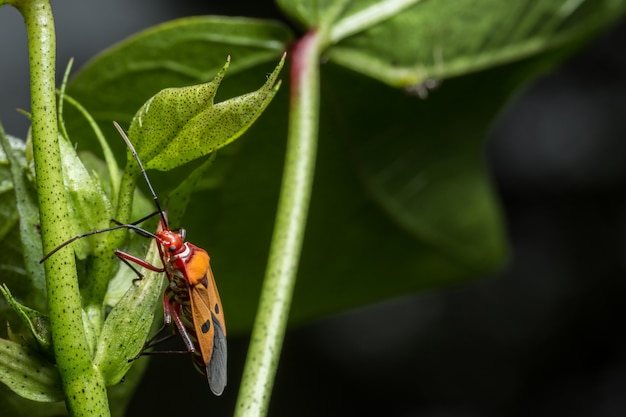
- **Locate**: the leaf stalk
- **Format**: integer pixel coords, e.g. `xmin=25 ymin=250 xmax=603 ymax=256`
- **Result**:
xmin=235 ymin=31 xmax=321 ymax=417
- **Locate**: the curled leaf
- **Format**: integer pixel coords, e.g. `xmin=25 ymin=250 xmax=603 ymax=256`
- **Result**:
xmin=127 ymin=54 xmax=285 ymax=171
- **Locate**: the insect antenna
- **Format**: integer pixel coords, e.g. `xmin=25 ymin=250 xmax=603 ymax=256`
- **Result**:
xmin=113 ymin=121 xmax=169 ymax=230
xmin=39 ymin=214 xmax=160 ymax=263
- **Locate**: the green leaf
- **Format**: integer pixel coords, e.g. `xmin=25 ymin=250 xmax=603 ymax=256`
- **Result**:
xmin=61 ymin=94 xmax=122 ymax=203
xmin=0 ymin=125 xmax=43 ymax=282
xmin=279 ymin=0 xmax=626 ymax=86
xmin=58 ymin=135 xmax=113 ymax=260
xmin=126 ymin=54 xmax=285 ymax=171
xmin=0 ymin=285 xmax=52 ymax=360
xmin=0 ymin=128 xmax=49 ymax=319
xmin=0 ymin=338 xmax=63 ymax=402
xmin=93 ymin=241 xmax=164 ymax=386
xmin=65 ymin=16 xmax=291 ymax=158
xmin=0 ymin=130 xmax=45 ymax=299
xmin=0 ymin=135 xmax=19 ymax=246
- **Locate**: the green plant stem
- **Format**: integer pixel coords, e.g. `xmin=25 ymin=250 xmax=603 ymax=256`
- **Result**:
xmin=235 ymin=30 xmax=321 ymax=417
xmin=12 ymin=0 xmax=110 ymax=415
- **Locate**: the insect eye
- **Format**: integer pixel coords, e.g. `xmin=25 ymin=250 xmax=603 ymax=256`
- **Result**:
xmin=169 ymin=245 xmax=176 ymax=252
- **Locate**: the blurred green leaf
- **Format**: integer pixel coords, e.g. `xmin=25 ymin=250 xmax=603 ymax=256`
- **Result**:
xmin=278 ymin=0 xmax=626 ymax=86
xmin=0 ymin=391 xmax=66 ymax=417
xmin=321 ymin=0 xmax=626 ymax=272
xmin=0 ymin=338 xmax=62 ymax=402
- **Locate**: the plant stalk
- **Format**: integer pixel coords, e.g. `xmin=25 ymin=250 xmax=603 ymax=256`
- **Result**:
xmin=12 ymin=0 xmax=110 ymax=415
xmin=235 ymin=30 xmax=321 ymax=417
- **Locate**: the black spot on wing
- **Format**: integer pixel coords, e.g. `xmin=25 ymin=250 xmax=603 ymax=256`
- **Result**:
xmin=207 ymin=312 xmax=227 ymax=396
xmin=201 ymin=319 xmax=211 ymax=334
xmin=214 ymin=303 xmax=220 ymax=314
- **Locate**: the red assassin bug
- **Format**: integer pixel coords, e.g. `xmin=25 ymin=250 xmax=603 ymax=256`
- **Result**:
xmin=41 ymin=122 xmax=227 ymax=395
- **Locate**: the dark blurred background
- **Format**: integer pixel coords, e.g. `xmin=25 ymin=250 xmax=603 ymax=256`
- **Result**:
xmin=2 ymin=2 xmax=626 ymax=416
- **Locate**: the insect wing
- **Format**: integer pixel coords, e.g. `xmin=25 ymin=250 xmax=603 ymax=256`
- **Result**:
xmin=207 ymin=312 xmax=227 ymax=396
xmin=188 ymin=263 xmax=227 ymax=395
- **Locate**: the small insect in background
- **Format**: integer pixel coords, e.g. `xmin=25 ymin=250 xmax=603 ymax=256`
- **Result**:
xmin=41 ymin=122 xmax=227 ymax=395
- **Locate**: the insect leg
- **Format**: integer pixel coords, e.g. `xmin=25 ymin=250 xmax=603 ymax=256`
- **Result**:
xmin=114 ymin=249 xmax=165 ymax=284
xmin=169 ymin=303 xmax=196 ymax=353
